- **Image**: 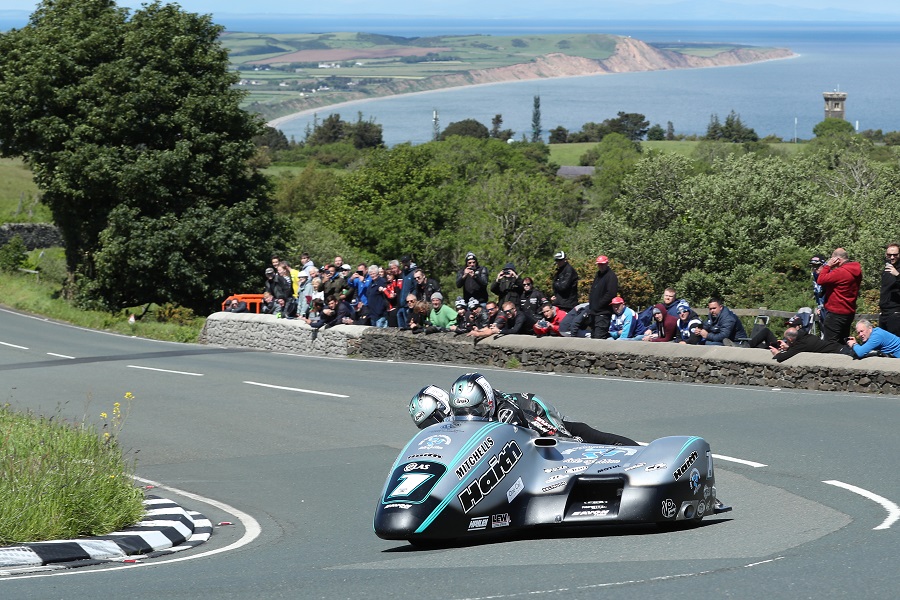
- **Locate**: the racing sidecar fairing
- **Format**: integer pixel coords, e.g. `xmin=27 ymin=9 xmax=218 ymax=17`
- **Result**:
xmin=374 ymin=417 xmax=725 ymax=543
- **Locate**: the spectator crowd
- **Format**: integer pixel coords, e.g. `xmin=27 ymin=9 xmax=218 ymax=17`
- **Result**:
xmin=221 ymin=243 xmax=900 ymax=362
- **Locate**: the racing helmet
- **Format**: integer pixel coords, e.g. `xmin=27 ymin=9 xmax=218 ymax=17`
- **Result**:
xmin=448 ymin=373 xmax=495 ymax=418
xmin=409 ymin=385 xmax=451 ymax=429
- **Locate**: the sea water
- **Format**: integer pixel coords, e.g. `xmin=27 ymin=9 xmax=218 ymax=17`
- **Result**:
xmin=258 ymin=20 xmax=900 ymax=145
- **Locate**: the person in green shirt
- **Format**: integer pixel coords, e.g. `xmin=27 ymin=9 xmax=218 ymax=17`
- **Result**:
xmin=428 ymin=292 xmax=459 ymax=331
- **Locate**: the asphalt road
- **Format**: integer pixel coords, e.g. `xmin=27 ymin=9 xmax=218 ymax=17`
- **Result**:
xmin=1 ymin=307 xmax=897 ymax=599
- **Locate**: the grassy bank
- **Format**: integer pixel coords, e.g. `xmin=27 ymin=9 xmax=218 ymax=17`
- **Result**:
xmin=0 ymin=400 xmax=145 ymax=544
xmin=0 ymin=267 xmax=206 ymax=344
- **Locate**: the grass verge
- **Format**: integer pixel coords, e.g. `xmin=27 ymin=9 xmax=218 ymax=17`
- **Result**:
xmin=0 ymin=268 xmax=205 ymax=344
xmin=0 ymin=399 xmax=145 ymax=544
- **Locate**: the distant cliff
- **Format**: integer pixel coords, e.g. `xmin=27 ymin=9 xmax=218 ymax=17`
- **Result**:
xmin=265 ymin=37 xmax=794 ymax=124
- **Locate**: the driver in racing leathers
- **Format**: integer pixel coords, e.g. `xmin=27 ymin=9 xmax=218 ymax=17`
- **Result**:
xmin=409 ymin=374 xmax=637 ymax=446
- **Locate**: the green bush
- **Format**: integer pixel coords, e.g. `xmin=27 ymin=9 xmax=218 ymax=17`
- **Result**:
xmin=155 ymin=303 xmax=196 ymax=326
xmin=0 ymin=235 xmax=27 ymax=272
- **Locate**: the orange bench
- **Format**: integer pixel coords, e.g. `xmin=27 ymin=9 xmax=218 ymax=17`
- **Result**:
xmin=222 ymin=294 xmax=265 ymax=314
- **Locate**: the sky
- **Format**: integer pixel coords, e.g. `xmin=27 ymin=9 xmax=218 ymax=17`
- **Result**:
xmin=3 ymin=0 xmax=900 ymax=20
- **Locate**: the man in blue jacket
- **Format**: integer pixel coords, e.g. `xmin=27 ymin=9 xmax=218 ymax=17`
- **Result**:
xmin=848 ymin=319 xmax=900 ymax=358
xmin=697 ymin=297 xmax=747 ymax=345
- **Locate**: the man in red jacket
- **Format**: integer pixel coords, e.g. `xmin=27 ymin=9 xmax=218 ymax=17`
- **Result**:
xmin=641 ymin=304 xmax=678 ymax=342
xmin=817 ymin=247 xmax=863 ymax=343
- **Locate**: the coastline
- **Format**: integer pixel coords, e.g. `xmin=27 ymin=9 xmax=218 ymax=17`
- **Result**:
xmin=267 ymin=49 xmax=798 ymax=129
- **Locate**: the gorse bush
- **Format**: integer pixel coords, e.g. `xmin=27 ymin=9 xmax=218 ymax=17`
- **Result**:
xmin=0 ymin=395 xmax=144 ymax=544
xmin=0 ymin=235 xmax=27 ymax=273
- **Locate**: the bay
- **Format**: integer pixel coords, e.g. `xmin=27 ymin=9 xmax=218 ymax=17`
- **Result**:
xmin=269 ymin=20 xmax=900 ymax=144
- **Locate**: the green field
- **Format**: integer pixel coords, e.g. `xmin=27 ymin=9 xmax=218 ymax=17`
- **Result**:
xmin=0 ymin=158 xmax=49 ymax=223
xmin=548 ymin=140 xmax=805 ymax=165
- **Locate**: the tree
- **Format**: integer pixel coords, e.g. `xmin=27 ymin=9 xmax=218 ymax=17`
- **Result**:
xmin=646 ymin=124 xmax=665 ymax=141
xmin=0 ymin=0 xmax=281 ymax=311
xmin=548 ymin=126 xmax=569 ymax=144
xmin=607 ymin=112 xmax=650 ymax=141
xmin=489 ymin=114 xmax=514 ymax=141
xmin=308 ymin=114 xmax=347 ymax=146
xmin=531 ymin=95 xmax=542 ymax=143
xmin=666 ymin=121 xmax=676 ymax=141
xmin=813 ymin=117 xmax=855 ymax=138
xmin=441 ymin=119 xmax=490 ymax=140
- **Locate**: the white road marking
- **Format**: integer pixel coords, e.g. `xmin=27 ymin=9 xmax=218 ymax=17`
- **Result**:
xmin=451 ymin=557 xmax=785 ymax=599
xmin=47 ymin=352 xmax=75 ymax=359
xmin=711 ymin=453 xmax=767 ymax=468
xmin=244 ymin=380 xmax=349 ymax=397
xmin=0 ymin=476 xmax=261 ymax=580
xmin=0 ymin=340 xmax=29 ymax=350
xmin=126 ymin=365 xmax=203 ymax=376
xmin=823 ymin=480 xmax=900 ymax=530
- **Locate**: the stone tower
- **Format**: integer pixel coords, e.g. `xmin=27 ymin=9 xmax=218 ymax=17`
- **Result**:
xmin=823 ymin=91 xmax=847 ymax=120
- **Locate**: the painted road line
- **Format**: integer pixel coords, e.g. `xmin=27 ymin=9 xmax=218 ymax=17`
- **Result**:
xmin=127 ymin=365 xmax=204 ymax=376
xmin=0 ymin=341 xmax=29 ymax=350
xmin=823 ymin=480 xmax=900 ymax=530
xmin=712 ymin=453 xmax=767 ymax=468
xmin=0 ymin=476 xmax=262 ymax=581
xmin=47 ymin=353 xmax=75 ymax=359
xmin=244 ymin=381 xmax=349 ymax=398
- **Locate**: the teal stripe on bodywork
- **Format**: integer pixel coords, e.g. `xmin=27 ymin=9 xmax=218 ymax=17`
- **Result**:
xmin=676 ymin=436 xmax=702 ymax=458
xmin=414 ymin=421 xmax=507 ymax=534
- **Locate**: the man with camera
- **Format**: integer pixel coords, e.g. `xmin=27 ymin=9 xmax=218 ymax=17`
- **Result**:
xmin=817 ymin=248 xmax=862 ymax=344
xmin=879 ymin=243 xmax=900 ymax=337
xmin=455 ymin=251 xmax=489 ymax=305
xmin=490 ymin=262 xmax=524 ymax=307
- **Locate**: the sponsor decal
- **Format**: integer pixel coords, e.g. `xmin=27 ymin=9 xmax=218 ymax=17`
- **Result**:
xmin=661 ymin=498 xmax=677 ymax=519
xmin=506 ymin=477 xmax=524 ymax=503
xmin=567 ymin=466 xmax=588 ymax=474
xmin=707 ymin=450 xmax=713 ymax=479
xmin=406 ymin=453 xmax=442 ymax=460
xmin=673 ymin=451 xmax=699 ymax=481
xmin=703 ymin=485 xmax=711 ymax=500
xmin=582 ymin=500 xmax=608 ymax=506
xmin=458 ymin=441 xmax=523 ymax=513
xmin=468 ymin=517 xmax=489 ymax=531
xmin=572 ymin=509 xmax=609 ymax=516
xmin=645 ymin=463 xmax=667 ymax=472
xmin=563 ymin=458 xmax=585 ymax=464
xmin=492 ymin=513 xmax=511 ymax=528
xmin=530 ymin=416 xmax=557 ymax=436
xmin=497 ymin=408 xmax=515 ymax=423
xmin=541 ymin=481 xmax=566 ymax=492
xmin=455 ymin=437 xmax=494 ymax=479
xmin=543 ymin=465 xmax=569 ymax=473
xmin=595 ymin=465 xmax=620 ymax=473
xmin=413 ymin=411 xmax=425 ymax=422
xmin=624 ymin=462 xmax=646 ymax=472
xmin=689 ymin=468 xmax=701 ymax=494
xmin=545 ymin=474 xmax=569 ymax=483
xmin=383 ymin=503 xmax=412 ymax=509
xmin=697 ymin=499 xmax=706 ymax=516
xmin=405 ymin=462 xmax=431 ymax=472
xmin=418 ymin=435 xmax=451 ymax=450
xmin=595 ymin=459 xmax=621 ymax=464
xmin=439 ymin=423 xmax=460 ymax=430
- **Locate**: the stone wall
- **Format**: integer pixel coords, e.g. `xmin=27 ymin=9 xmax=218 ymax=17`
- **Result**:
xmin=0 ymin=223 xmax=64 ymax=249
xmin=202 ymin=313 xmax=900 ymax=395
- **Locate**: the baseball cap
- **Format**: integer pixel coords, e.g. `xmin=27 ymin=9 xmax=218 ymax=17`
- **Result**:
xmin=676 ymin=301 xmax=691 ymax=313
xmin=465 ymin=252 xmax=476 ymax=261
xmin=554 ymin=251 xmax=566 ymax=260
xmin=610 ymin=296 xmax=625 ymax=305
xmin=467 ymin=297 xmax=480 ymax=309
xmin=809 ymin=255 xmax=826 ymax=266
xmin=341 ymin=264 xmax=352 ymax=271
xmin=432 ymin=292 xmax=443 ymax=301
xmin=595 ymin=255 xmax=609 ymax=265
xmin=786 ymin=315 xmax=803 ymax=328
xmin=455 ymin=297 xmax=466 ymax=308
xmin=265 ymin=267 xmax=275 ymax=274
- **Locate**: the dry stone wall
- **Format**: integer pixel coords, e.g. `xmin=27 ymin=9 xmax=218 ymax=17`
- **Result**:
xmin=202 ymin=313 xmax=900 ymax=395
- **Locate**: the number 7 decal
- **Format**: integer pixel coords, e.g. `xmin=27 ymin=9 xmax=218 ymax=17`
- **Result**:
xmin=389 ymin=473 xmax=434 ymax=498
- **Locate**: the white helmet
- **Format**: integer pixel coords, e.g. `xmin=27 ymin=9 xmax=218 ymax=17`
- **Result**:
xmin=448 ymin=373 xmax=495 ymax=418
xmin=409 ymin=385 xmax=451 ymax=429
